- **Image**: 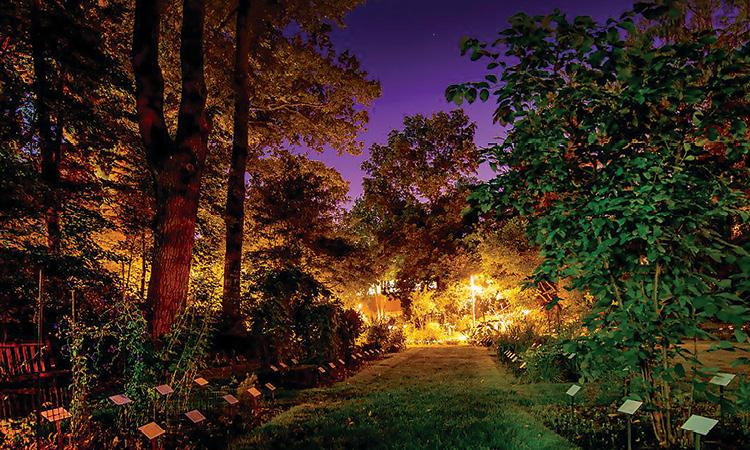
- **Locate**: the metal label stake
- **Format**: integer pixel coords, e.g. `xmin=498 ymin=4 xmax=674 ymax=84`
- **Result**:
xmin=681 ymin=415 xmax=718 ymax=450
xmin=617 ymin=399 xmax=643 ymax=450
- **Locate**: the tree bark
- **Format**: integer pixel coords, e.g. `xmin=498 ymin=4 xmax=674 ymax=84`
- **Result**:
xmin=221 ymin=0 xmax=253 ymax=333
xmin=222 ymin=0 xmax=269 ymax=334
xmin=31 ymin=0 xmax=62 ymax=254
xmin=132 ymin=0 xmax=209 ymax=339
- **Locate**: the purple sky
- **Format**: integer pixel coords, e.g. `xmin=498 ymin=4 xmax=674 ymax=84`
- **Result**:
xmin=308 ymin=0 xmax=634 ymax=201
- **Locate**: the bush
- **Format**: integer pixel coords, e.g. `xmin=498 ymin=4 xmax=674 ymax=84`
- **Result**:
xmin=247 ymin=267 xmax=365 ymax=364
xmin=495 ymin=321 xmax=538 ymax=356
xmin=405 ymin=322 xmax=447 ymax=345
xmin=366 ymin=320 xmax=405 ymax=353
xmin=337 ymin=308 xmax=365 ymax=357
xmin=468 ymin=320 xmax=499 ymax=347
xmin=520 ymin=339 xmax=579 ymax=382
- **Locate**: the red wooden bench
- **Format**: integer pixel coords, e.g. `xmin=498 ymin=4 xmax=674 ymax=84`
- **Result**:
xmin=0 ymin=341 xmax=69 ymax=419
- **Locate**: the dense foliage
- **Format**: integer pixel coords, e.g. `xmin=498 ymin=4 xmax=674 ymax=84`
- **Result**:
xmin=450 ymin=2 xmax=750 ymax=446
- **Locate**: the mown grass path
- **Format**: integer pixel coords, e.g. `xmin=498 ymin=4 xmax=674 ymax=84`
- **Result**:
xmin=230 ymin=346 xmax=576 ymax=450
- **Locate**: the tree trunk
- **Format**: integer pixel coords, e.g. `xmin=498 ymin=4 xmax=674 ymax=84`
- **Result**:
xmin=222 ymin=0 xmax=252 ymax=333
xmin=147 ymin=167 xmax=203 ymax=337
xmin=31 ymin=0 xmax=62 ymax=254
xmin=222 ymin=0 xmax=270 ymax=334
xmin=132 ymin=0 xmax=209 ymax=339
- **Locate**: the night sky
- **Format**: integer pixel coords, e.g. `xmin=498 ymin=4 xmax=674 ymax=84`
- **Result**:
xmin=312 ymin=0 xmax=634 ymax=201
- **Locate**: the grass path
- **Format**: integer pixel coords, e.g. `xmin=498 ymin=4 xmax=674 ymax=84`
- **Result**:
xmin=230 ymin=346 xmax=577 ymax=450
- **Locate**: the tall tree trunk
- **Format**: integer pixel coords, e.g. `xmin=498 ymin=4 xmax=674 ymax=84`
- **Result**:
xmin=132 ymin=0 xmax=209 ymax=339
xmin=222 ymin=0 xmax=270 ymax=334
xmin=222 ymin=0 xmax=252 ymax=333
xmin=31 ymin=0 xmax=61 ymax=254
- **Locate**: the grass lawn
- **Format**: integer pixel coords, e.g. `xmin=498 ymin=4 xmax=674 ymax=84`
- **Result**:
xmin=230 ymin=346 xmax=576 ymax=450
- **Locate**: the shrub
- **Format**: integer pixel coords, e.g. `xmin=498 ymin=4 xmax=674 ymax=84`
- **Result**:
xmin=495 ymin=321 xmax=538 ymax=356
xmin=247 ymin=267 xmax=364 ymax=364
xmin=366 ymin=320 xmax=405 ymax=353
xmin=520 ymin=340 xmax=578 ymax=383
xmin=468 ymin=320 xmax=499 ymax=347
xmin=337 ymin=308 xmax=365 ymax=357
xmin=405 ymin=322 xmax=447 ymax=345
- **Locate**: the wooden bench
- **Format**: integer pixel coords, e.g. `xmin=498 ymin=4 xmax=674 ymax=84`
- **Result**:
xmin=0 ymin=341 xmax=69 ymax=419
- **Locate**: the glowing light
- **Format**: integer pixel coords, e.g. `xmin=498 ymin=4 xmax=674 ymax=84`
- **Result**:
xmin=522 ymin=309 xmax=531 ymax=316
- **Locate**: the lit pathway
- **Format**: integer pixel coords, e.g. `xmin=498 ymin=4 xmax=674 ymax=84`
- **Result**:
xmin=231 ymin=346 xmax=575 ymax=450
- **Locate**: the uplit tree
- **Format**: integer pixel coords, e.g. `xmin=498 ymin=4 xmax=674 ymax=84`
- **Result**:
xmin=358 ymin=110 xmax=480 ymax=312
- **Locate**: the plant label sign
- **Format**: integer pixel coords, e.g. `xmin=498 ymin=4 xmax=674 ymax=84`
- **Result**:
xmin=248 ymin=387 xmax=262 ymax=399
xmin=41 ymin=407 xmax=71 ymax=422
xmin=617 ymin=399 xmax=643 ymax=415
xmin=279 ymin=362 xmax=289 ymax=370
xmin=194 ymin=377 xmax=209 ymax=387
xmin=709 ymin=373 xmax=736 ymax=387
xmin=185 ymin=409 xmax=206 ymax=424
xmin=108 ymin=394 xmax=132 ymax=406
xmin=138 ymin=422 xmax=166 ymax=440
xmin=338 ymin=358 xmax=346 ymax=366
xmin=264 ymin=382 xmax=276 ymax=392
xmin=566 ymin=384 xmax=581 ymax=397
xmin=154 ymin=384 xmax=173 ymax=396
xmin=222 ymin=394 xmax=239 ymax=405
xmin=328 ymin=362 xmax=337 ymax=370
xmin=270 ymin=364 xmax=280 ymax=372
xmin=291 ymin=358 xmax=299 ymax=365
xmin=567 ymin=353 xmax=576 ymax=360
xmin=681 ymin=415 xmax=718 ymax=436
xmin=520 ymin=362 xmax=527 ymax=369
xmin=318 ymin=366 xmax=326 ymax=374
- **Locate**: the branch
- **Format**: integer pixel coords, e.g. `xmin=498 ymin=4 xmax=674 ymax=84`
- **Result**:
xmin=249 ymin=101 xmax=327 ymax=113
